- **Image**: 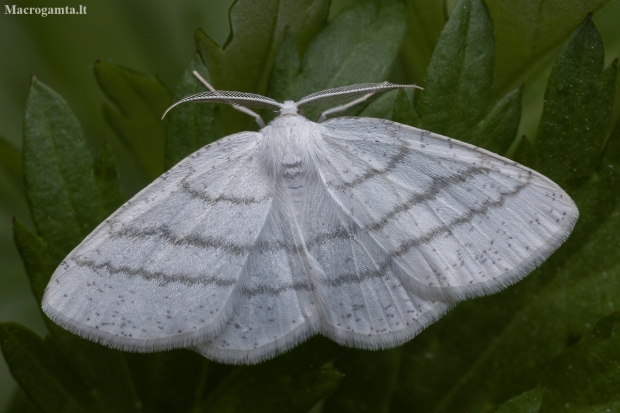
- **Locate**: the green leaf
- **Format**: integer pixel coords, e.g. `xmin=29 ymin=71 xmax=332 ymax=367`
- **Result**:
xmin=0 ymin=323 xmax=93 ymax=413
xmin=94 ymin=142 xmax=124 ymax=218
xmin=12 ymin=219 xmax=59 ymax=303
xmin=530 ymin=24 xmax=620 ymax=266
xmin=165 ymin=54 xmax=223 ymax=170
xmin=417 ymin=0 xmax=495 ymax=141
xmin=290 ymin=0 xmax=407 ymax=99
xmin=206 ymin=368 xmax=342 ymax=413
xmin=14 ymin=220 xmax=139 ymax=412
xmin=22 ymin=78 xmax=102 ymax=256
xmin=266 ymin=31 xmax=301 ymax=104
xmin=275 ymin=0 xmax=331 ymax=58
xmin=536 ymin=16 xmax=617 ymax=189
xmin=470 ymin=87 xmax=522 ymax=155
xmin=349 ymin=88 xmax=414 ymax=124
xmin=195 ymin=0 xmax=330 ymax=132
xmin=512 ymin=135 xmax=539 ymax=169
xmin=494 ymin=386 xmax=544 ymax=413
xmin=487 ymin=0 xmax=611 ymax=96
xmin=539 ymin=314 xmax=620 ymax=412
xmin=322 ymin=348 xmax=401 ymax=413
xmin=394 ymin=143 xmax=620 ymax=412
xmin=562 ymin=116 xmax=620 ymax=265
xmin=49 ymin=336 xmax=143 ymax=413
xmin=298 ymin=0 xmax=407 ymax=90
xmin=266 ymin=0 xmax=408 ymax=121
xmin=391 ymin=89 xmax=418 ymax=127
xmin=395 ymin=193 xmax=620 ymax=412
xmin=358 ymin=90 xmax=398 ymax=120
xmin=390 ymin=18 xmax=620 ymax=413
xmin=20 ymin=78 xmax=143 ymax=413
xmin=125 ymin=350 xmax=217 ymax=413
xmin=94 ymin=60 xmax=172 ymax=180
xmin=401 ymin=0 xmax=446 ymax=83
xmin=203 ymin=337 xmax=345 ymax=413
xmin=195 ymin=0 xmax=329 ymax=95
xmin=5 ymin=389 xmax=41 ymax=413
xmin=0 ymin=134 xmax=23 ymax=186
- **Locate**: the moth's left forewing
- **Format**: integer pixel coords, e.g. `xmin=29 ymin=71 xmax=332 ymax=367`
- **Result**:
xmin=314 ymin=117 xmax=578 ymax=301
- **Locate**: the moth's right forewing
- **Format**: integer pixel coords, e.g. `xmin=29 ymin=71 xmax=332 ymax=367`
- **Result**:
xmin=42 ymin=131 xmax=275 ymax=352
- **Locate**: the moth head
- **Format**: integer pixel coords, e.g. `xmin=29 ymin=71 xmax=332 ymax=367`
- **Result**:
xmin=278 ymin=101 xmax=299 ymax=116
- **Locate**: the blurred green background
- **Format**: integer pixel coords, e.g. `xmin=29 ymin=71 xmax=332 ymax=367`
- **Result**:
xmin=2 ymin=0 xmax=620 ymax=410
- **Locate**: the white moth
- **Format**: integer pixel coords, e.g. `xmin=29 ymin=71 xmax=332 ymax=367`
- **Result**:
xmin=42 ymin=73 xmax=578 ymax=364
